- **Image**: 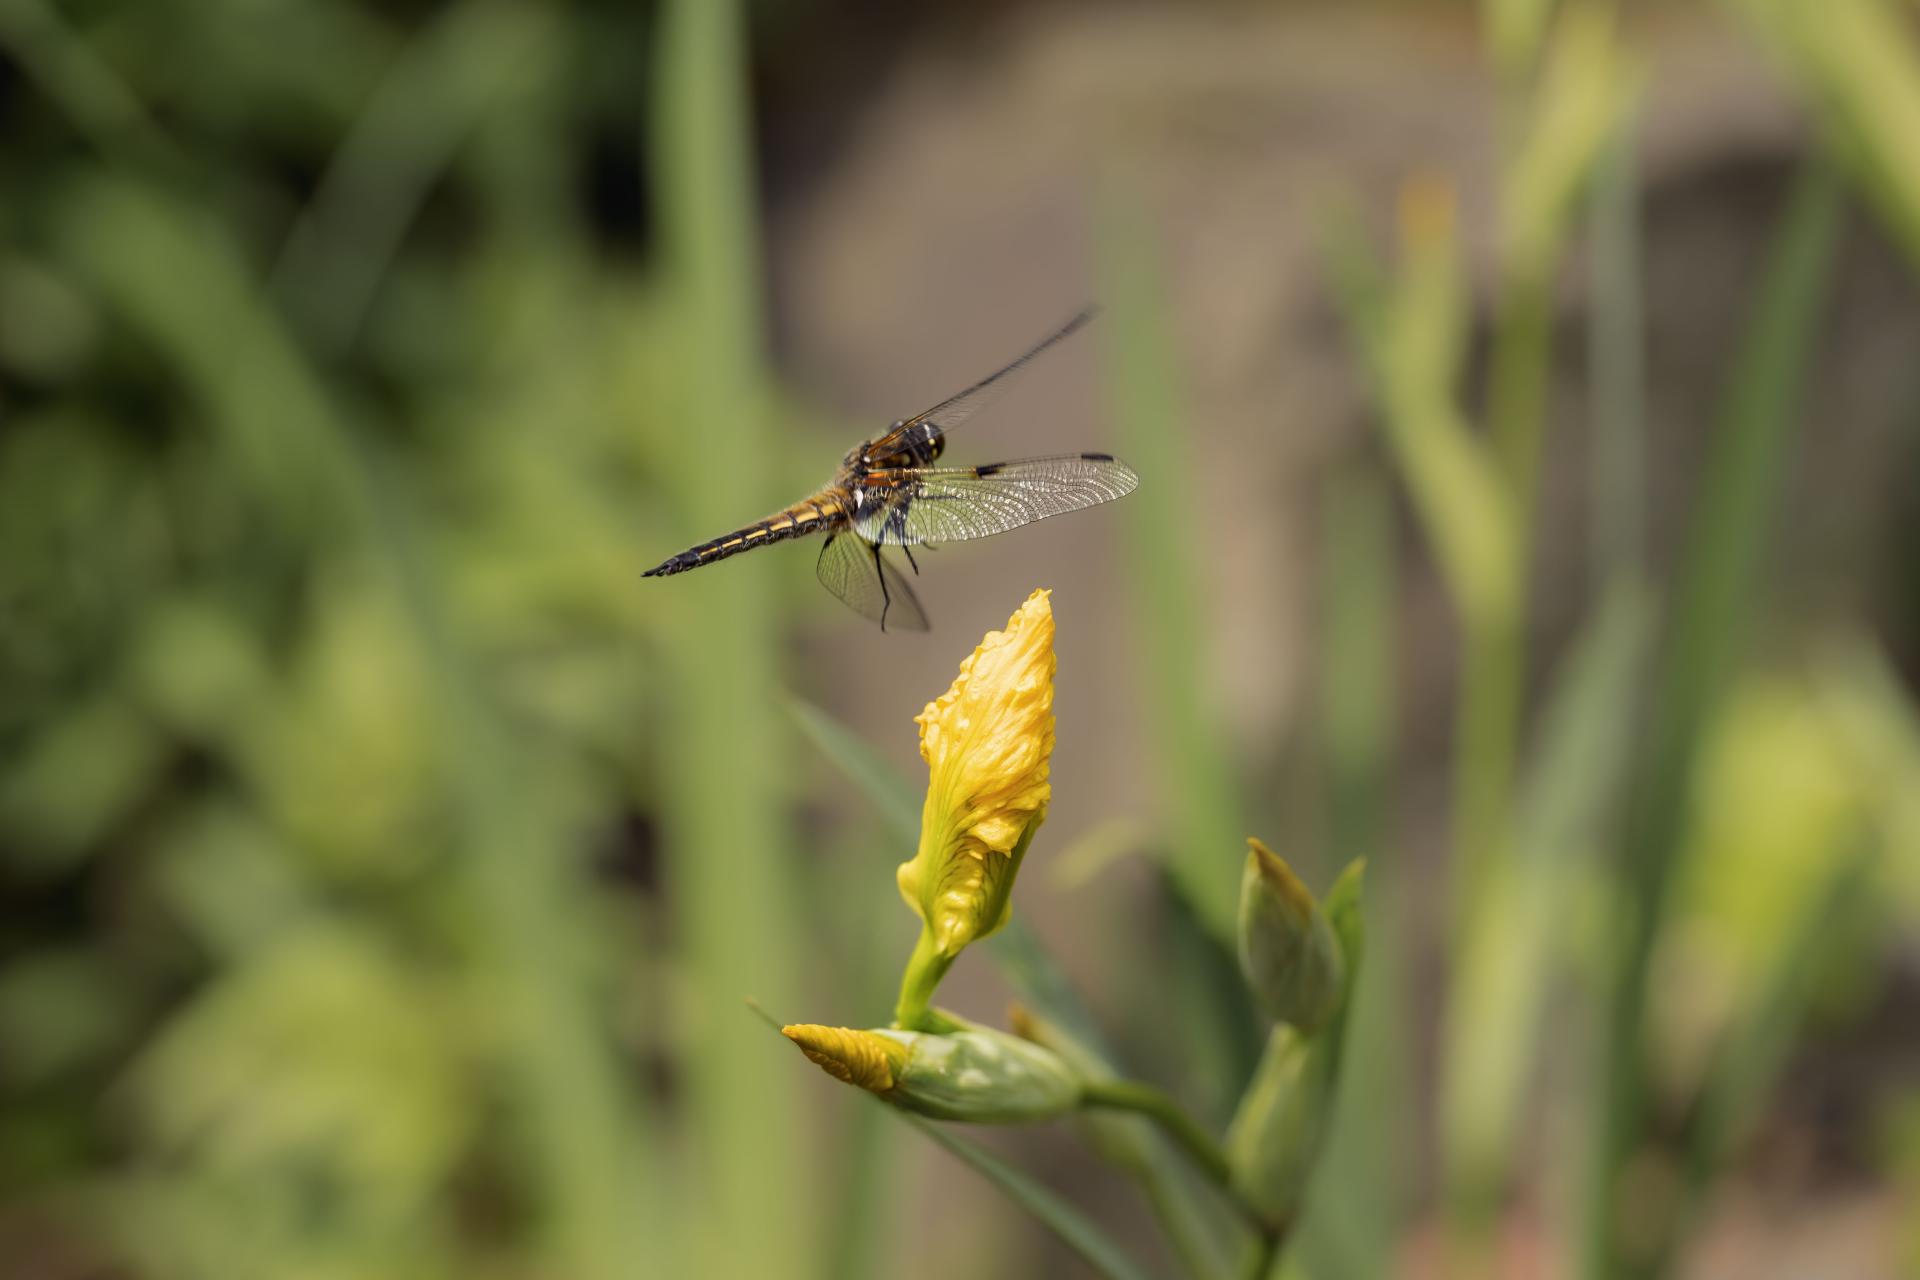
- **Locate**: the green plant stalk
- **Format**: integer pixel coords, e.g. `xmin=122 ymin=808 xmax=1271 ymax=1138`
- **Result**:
xmin=1237 ymin=1229 xmax=1283 ymax=1280
xmin=1082 ymin=1079 xmax=1236 ymax=1195
xmin=1443 ymin=600 xmax=1526 ymax=1268
xmin=1450 ymin=608 xmax=1524 ymax=925
xmin=1292 ymin=465 xmax=1406 ymax=1279
xmin=653 ymin=0 xmax=809 ymax=1273
xmin=1741 ymin=0 xmax=1920 ymax=274
xmin=1096 ymin=184 xmax=1244 ymax=940
xmin=1580 ymin=159 xmax=1841 ymax=1280
xmin=893 ymin=928 xmax=957 ymax=1032
xmin=1080 ymin=1075 xmax=1285 ymax=1262
xmin=1587 ymin=125 xmax=1647 ymax=588
xmin=1441 ymin=580 xmax=1652 ymax=1268
xmin=1319 ymin=464 xmax=1396 ymax=871
xmin=1489 ymin=268 xmax=1554 ymax=526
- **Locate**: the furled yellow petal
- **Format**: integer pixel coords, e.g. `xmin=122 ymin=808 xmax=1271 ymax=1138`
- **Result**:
xmin=784 ymin=1021 xmax=1081 ymax=1123
xmin=781 ymin=1024 xmax=909 ymax=1097
xmin=897 ymin=589 xmax=1056 ymax=957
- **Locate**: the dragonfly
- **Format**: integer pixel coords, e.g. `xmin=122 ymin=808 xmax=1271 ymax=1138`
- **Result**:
xmin=643 ymin=309 xmax=1138 ymax=630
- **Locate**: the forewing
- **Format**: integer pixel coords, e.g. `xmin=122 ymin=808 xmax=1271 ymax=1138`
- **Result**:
xmin=855 ymin=454 xmax=1139 ymax=546
xmin=815 ymin=533 xmax=930 ymax=632
xmin=868 ymin=309 xmax=1095 ymax=455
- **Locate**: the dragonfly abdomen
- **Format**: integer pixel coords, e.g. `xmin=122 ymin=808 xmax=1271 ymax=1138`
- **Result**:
xmin=642 ymin=493 xmax=846 ymax=577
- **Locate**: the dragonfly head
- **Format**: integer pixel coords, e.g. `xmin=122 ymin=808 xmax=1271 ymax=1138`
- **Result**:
xmin=899 ymin=419 xmax=944 ymax=464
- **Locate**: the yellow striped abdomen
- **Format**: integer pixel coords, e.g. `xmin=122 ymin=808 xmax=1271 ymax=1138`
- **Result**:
xmin=642 ymin=491 xmax=847 ymax=577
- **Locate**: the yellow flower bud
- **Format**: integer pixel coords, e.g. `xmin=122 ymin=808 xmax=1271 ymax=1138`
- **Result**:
xmin=1237 ymin=838 xmax=1345 ymax=1033
xmin=894 ymin=590 xmax=1056 ymax=1028
xmin=782 ymin=1024 xmax=909 ymax=1094
xmin=900 ymin=588 xmax=1056 ymax=954
xmin=784 ymin=1020 xmax=1080 ymax=1124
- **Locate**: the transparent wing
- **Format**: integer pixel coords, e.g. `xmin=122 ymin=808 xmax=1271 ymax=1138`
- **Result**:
xmin=867 ymin=309 xmax=1096 ymax=455
xmin=854 ymin=454 xmax=1139 ymax=547
xmin=815 ymin=532 xmax=930 ymax=632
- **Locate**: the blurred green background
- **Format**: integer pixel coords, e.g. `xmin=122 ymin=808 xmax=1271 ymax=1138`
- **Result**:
xmin=1 ymin=0 xmax=1917 ymax=1277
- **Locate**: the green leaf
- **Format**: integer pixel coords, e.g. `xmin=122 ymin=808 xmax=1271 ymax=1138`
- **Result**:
xmin=1095 ymin=185 xmax=1244 ymax=939
xmin=1441 ymin=579 xmax=1652 ymax=1209
xmin=789 ymin=697 xmax=919 ymax=845
xmin=1584 ymin=157 xmax=1843 ymax=1280
xmin=651 ymin=1 xmax=809 ymax=1275
xmin=900 ymin=1114 xmax=1159 ymax=1280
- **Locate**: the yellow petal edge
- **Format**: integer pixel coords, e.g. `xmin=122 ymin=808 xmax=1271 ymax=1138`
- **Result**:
xmin=899 ymin=588 xmax=1056 ymax=956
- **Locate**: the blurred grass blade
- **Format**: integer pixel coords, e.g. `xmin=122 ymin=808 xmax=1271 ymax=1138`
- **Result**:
xmin=1339 ymin=180 xmax=1521 ymax=911
xmin=1318 ymin=463 xmax=1396 ymax=870
xmin=1291 ymin=461 xmax=1407 ymax=1280
xmin=1502 ymin=4 xmax=1638 ymax=285
xmin=273 ymin=0 xmax=557 ymax=356
xmin=900 ymin=1114 xmax=1158 ymax=1280
xmin=1585 ymin=159 xmax=1842 ymax=1280
xmin=55 ymin=173 xmax=649 ymax=1280
xmin=0 ymin=0 xmax=179 ymax=174
xmin=652 ymin=0 xmax=811 ymax=1275
xmin=1734 ymin=0 xmax=1920 ymax=272
xmin=1442 ymin=580 xmax=1651 ymax=1225
xmin=1374 ymin=180 xmax=1518 ymax=633
xmin=1587 ymin=124 xmax=1647 ymax=587
xmin=1483 ymin=0 xmax=1556 ymax=79
xmin=789 ymin=697 xmax=920 ymax=844
xmin=1494 ymin=2 xmax=1637 ymax=505
xmin=1626 ymin=161 xmax=1841 ymax=894
xmin=1096 ymin=184 xmax=1243 ymax=938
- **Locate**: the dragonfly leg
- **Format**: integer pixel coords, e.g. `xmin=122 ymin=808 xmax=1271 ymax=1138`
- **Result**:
xmin=872 ymin=542 xmax=892 ymax=631
xmin=902 ymin=545 xmax=920 ymax=576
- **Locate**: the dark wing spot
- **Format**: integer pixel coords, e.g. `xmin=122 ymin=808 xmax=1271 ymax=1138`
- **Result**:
xmin=1081 ymin=452 xmax=1114 ymax=462
xmin=974 ymin=462 xmax=1005 ymax=477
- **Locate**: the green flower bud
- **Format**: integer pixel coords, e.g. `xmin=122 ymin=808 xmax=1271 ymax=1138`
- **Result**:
xmin=1224 ymin=1024 xmax=1337 ymax=1232
xmin=1009 ymin=1002 xmax=1150 ymax=1171
xmin=1322 ymin=857 xmax=1368 ymax=1016
xmin=1237 ymin=838 xmax=1345 ymax=1033
xmin=784 ymin=1020 xmax=1081 ymax=1124
xmin=1227 ymin=857 xmax=1366 ymax=1230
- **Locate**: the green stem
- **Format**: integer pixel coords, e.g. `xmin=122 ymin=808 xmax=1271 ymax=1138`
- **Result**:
xmin=1587 ymin=125 xmax=1646 ymax=590
xmin=1449 ymin=608 xmax=1522 ymax=926
xmin=1488 ymin=268 xmax=1552 ymax=524
xmin=1081 ymin=1079 xmax=1240 ymax=1209
xmin=893 ymin=926 xmax=954 ymax=1031
xmin=1236 ymin=1229 xmax=1282 ymax=1280
xmin=1580 ymin=159 xmax=1842 ymax=1280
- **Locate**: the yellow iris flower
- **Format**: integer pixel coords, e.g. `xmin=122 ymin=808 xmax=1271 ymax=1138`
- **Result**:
xmin=894 ymin=588 xmax=1056 ymax=1027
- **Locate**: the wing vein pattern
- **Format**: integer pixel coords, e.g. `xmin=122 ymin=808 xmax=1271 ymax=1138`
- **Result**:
xmin=816 ymin=533 xmax=930 ymax=631
xmin=854 ymin=454 xmax=1139 ymax=546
